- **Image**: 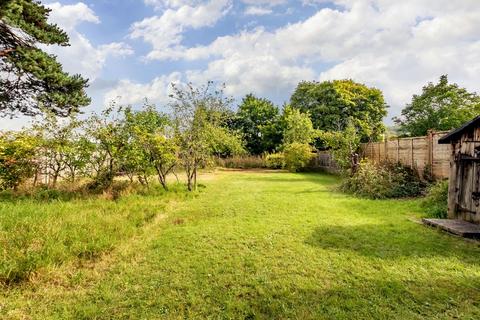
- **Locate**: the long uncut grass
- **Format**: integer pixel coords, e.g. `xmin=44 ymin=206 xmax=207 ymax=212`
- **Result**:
xmin=0 ymin=182 xmax=189 ymax=285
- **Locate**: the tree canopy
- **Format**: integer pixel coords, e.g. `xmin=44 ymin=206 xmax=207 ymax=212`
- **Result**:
xmin=394 ymin=75 xmax=480 ymax=137
xmin=171 ymin=82 xmax=244 ymax=191
xmin=282 ymin=106 xmax=317 ymax=145
xmin=0 ymin=0 xmax=90 ymax=116
xmin=290 ymin=80 xmax=388 ymax=143
xmin=233 ymin=94 xmax=282 ymax=155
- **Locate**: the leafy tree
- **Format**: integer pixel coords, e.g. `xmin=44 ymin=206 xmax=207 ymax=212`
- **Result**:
xmin=290 ymin=80 xmax=387 ymax=143
xmin=84 ymin=106 xmax=129 ymax=188
xmin=278 ymin=107 xmax=317 ymax=172
xmin=319 ymin=120 xmax=361 ymax=175
xmin=394 ymin=75 xmax=480 ymax=136
xmin=63 ymin=136 xmax=92 ymax=183
xmin=171 ymin=82 xmax=241 ymax=191
xmin=124 ymin=105 xmax=178 ymax=190
xmin=234 ymin=94 xmax=282 ymax=155
xmin=0 ymin=0 xmax=90 ymax=116
xmin=0 ymin=130 xmax=38 ymax=190
xmin=282 ymin=106 xmax=318 ymax=145
xmin=33 ymin=113 xmax=81 ymax=187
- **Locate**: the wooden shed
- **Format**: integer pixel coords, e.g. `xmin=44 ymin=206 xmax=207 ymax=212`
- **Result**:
xmin=439 ymin=116 xmax=480 ymax=224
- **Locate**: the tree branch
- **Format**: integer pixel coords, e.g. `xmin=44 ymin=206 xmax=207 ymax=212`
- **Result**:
xmin=0 ymin=48 xmax=15 ymax=57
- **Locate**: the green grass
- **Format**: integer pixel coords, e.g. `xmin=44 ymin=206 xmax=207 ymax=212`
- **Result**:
xmin=2 ymin=170 xmax=480 ymax=319
xmin=0 ymin=182 xmax=190 ymax=285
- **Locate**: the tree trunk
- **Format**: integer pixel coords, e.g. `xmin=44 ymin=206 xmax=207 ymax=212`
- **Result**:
xmin=193 ymin=164 xmax=197 ymax=191
xmin=52 ymin=171 xmax=59 ymax=188
xmin=33 ymin=168 xmax=39 ymax=187
xmin=143 ymin=174 xmax=149 ymax=188
xmin=155 ymin=166 xmax=168 ymax=191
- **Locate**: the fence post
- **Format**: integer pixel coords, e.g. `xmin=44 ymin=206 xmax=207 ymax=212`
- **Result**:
xmin=427 ymin=130 xmax=434 ymax=177
xmin=411 ymin=138 xmax=414 ymax=167
xmin=384 ymin=136 xmax=388 ymax=162
xmin=397 ymin=138 xmax=400 ymax=163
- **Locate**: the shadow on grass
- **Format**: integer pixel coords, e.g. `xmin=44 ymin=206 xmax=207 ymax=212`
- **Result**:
xmin=245 ymin=275 xmax=480 ymax=319
xmin=305 ymin=222 xmax=480 ymax=265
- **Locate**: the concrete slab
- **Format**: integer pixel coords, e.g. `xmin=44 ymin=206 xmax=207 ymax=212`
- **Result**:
xmin=423 ymin=218 xmax=480 ymax=239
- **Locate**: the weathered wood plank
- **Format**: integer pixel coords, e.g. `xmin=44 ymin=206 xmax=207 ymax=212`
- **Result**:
xmin=423 ymin=218 xmax=480 ymax=239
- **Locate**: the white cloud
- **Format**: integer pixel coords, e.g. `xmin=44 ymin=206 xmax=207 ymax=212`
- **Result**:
xmin=241 ymin=0 xmax=286 ymax=6
xmin=46 ymin=2 xmax=99 ymax=31
xmin=144 ymin=0 xmax=199 ymax=10
xmin=244 ymin=6 xmax=273 ymax=16
xmin=136 ymin=0 xmax=480 ymax=119
xmin=131 ymin=0 xmax=231 ymax=61
xmin=44 ymin=2 xmax=133 ymax=81
xmin=104 ymin=72 xmax=182 ymax=105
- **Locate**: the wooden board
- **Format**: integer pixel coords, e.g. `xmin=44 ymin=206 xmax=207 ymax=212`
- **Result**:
xmin=423 ymin=218 xmax=480 ymax=239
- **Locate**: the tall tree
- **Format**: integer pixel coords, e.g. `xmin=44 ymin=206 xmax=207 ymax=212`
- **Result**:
xmin=0 ymin=0 xmax=90 ymax=116
xmin=234 ymin=94 xmax=282 ymax=155
xmin=282 ymin=106 xmax=317 ymax=145
xmin=290 ymin=80 xmax=388 ymax=142
xmin=171 ymin=82 xmax=242 ymax=191
xmin=281 ymin=106 xmax=318 ymax=172
xmin=394 ymin=75 xmax=480 ymax=137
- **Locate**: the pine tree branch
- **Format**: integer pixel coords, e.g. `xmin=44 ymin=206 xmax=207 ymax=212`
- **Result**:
xmin=0 ymin=48 xmax=15 ymax=57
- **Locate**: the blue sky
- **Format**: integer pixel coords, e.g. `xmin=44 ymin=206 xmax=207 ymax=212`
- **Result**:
xmin=3 ymin=0 xmax=480 ymax=129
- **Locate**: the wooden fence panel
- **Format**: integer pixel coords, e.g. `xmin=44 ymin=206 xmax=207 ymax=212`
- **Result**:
xmin=313 ymin=131 xmax=451 ymax=179
xmin=358 ymin=131 xmax=451 ymax=179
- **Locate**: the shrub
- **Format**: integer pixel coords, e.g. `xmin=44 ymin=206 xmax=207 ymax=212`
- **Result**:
xmin=283 ymin=143 xmax=314 ymax=172
xmin=383 ymin=162 xmax=426 ymax=198
xmin=422 ymin=180 xmax=448 ymax=218
xmin=341 ymin=160 xmax=426 ymax=199
xmin=0 ymin=132 xmax=38 ymax=190
xmin=265 ymin=153 xmax=285 ymax=169
xmin=216 ymin=156 xmax=266 ymax=169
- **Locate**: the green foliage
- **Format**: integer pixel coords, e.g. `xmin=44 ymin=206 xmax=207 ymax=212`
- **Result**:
xmin=290 ymin=79 xmax=388 ymax=143
xmin=283 ymin=142 xmax=313 ymax=172
xmin=319 ymin=120 xmax=361 ymax=173
xmin=171 ymin=82 xmax=242 ymax=191
xmin=33 ymin=113 xmax=85 ymax=187
xmin=394 ymin=75 xmax=480 ymax=137
xmin=422 ymin=180 xmax=449 ymax=218
xmin=208 ymin=125 xmax=246 ymax=158
xmin=265 ymin=153 xmax=285 ymax=169
xmin=282 ymin=106 xmax=318 ymax=145
xmin=234 ymin=94 xmax=283 ymax=155
xmin=85 ymin=105 xmax=130 ymax=188
xmin=122 ymin=105 xmax=173 ymax=188
xmin=0 ymin=131 xmax=38 ymax=190
xmin=341 ymin=160 xmax=426 ymax=199
xmin=0 ymin=0 xmax=90 ymax=116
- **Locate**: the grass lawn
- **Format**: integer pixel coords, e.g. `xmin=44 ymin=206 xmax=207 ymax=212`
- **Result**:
xmin=2 ymin=170 xmax=480 ymax=319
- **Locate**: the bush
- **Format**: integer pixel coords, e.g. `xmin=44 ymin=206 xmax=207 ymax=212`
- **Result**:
xmin=216 ymin=156 xmax=266 ymax=169
xmin=341 ymin=160 xmax=426 ymax=199
xmin=422 ymin=180 xmax=448 ymax=218
xmin=265 ymin=153 xmax=285 ymax=169
xmin=283 ymin=143 xmax=314 ymax=172
xmin=0 ymin=132 xmax=38 ymax=190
